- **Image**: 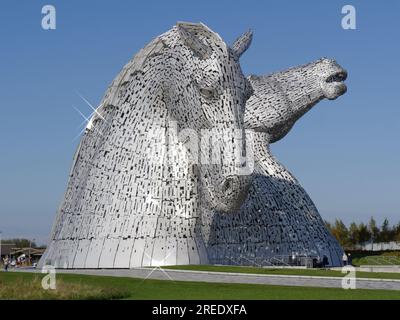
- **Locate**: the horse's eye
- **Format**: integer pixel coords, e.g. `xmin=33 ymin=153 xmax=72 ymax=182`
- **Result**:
xmin=199 ymin=87 xmax=217 ymax=99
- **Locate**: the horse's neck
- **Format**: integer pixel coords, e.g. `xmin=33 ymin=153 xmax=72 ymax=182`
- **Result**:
xmin=250 ymin=132 xmax=297 ymax=183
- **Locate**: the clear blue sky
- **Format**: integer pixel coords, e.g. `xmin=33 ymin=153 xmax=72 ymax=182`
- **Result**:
xmin=0 ymin=1 xmax=399 ymax=244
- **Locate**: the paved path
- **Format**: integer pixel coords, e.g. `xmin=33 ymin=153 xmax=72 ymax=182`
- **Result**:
xmin=15 ymin=267 xmax=400 ymax=291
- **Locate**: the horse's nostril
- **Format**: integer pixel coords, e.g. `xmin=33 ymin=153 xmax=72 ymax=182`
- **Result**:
xmin=222 ymin=179 xmax=231 ymax=192
xmin=325 ymin=71 xmax=347 ymax=83
xmin=220 ymin=176 xmax=240 ymax=194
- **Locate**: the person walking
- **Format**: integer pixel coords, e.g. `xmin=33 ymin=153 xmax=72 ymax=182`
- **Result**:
xmin=342 ymin=252 xmax=348 ymax=266
xmin=3 ymin=256 xmax=9 ymax=272
xmin=322 ymin=255 xmax=329 ymax=268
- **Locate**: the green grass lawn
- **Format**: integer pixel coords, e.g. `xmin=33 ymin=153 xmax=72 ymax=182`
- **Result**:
xmin=351 ymin=251 xmax=400 ymax=266
xmin=353 ymin=256 xmax=400 ymax=266
xmin=162 ymin=264 xmax=400 ymax=280
xmin=1 ymin=271 xmax=400 ymax=300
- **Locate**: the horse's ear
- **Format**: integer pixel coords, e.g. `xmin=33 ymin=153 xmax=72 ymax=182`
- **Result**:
xmin=177 ymin=22 xmax=222 ymax=59
xmin=231 ymin=30 xmax=253 ymax=58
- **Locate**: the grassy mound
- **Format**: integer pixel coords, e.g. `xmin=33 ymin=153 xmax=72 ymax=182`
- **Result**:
xmin=0 ymin=274 xmax=129 ymax=300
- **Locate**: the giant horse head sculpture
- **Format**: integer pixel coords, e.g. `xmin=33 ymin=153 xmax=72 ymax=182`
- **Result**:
xmin=203 ymin=58 xmax=348 ymax=266
xmin=40 ymin=24 xmax=348 ymax=269
xmin=245 ymin=58 xmax=347 ymax=142
xmin=40 ymin=22 xmax=255 ymax=268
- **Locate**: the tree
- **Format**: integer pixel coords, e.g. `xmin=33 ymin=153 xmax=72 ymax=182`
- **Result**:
xmin=348 ymin=222 xmax=359 ymax=248
xmin=330 ymin=219 xmax=350 ymax=248
xmin=326 ymin=218 xmax=400 ymax=246
xmin=395 ymin=223 xmax=400 ymax=242
xmin=2 ymin=238 xmax=37 ymax=248
xmin=379 ymin=218 xmax=391 ymax=242
xmin=388 ymin=222 xmax=397 ymax=242
xmin=325 ymin=221 xmax=333 ymax=234
xmin=368 ymin=217 xmax=379 ymax=244
xmin=357 ymin=223 xmax=371 ymax=244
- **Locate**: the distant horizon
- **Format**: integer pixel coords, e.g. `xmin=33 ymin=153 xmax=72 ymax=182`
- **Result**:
xmin=1 ymin=0 xmax=399 ymax=245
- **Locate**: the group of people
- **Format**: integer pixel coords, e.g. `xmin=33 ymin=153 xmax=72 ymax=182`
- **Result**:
xmin=342 ymin=252 xmax=353 ymax=266
xmin=2 ymin=254 xmax=35 ymax=271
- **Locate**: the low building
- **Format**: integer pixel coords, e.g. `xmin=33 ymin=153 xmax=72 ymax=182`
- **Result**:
xmin=0 ymin=243 xmax=16 ymax=259
xmin=11 ymin=247 xmax=46 ymax=265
